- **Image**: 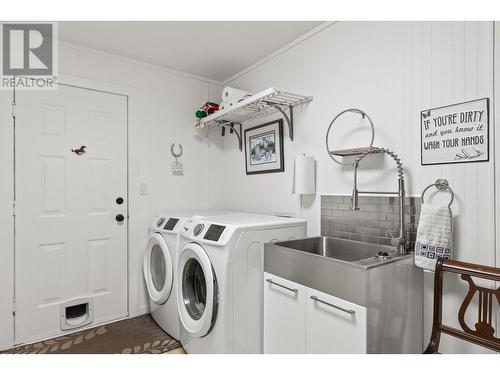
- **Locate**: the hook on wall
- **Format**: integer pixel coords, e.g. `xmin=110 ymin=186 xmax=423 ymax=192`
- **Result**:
xmin=170 ymin=143 xmax=184 ymax=176
xmin=170 ymin=143 xmax=183 ymax=160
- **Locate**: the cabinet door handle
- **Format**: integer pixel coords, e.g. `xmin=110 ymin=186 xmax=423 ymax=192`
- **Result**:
xmin=310 ymin=295 xmax=355 ymax=315
xmin=266 ymin=278 xmax=298 ymax=293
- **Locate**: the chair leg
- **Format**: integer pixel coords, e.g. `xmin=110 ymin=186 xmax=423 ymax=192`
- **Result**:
xmin=423 ymin=331 xmax=441 ymax=354
xmin=423 ymin=343 xmax=437 ymax=354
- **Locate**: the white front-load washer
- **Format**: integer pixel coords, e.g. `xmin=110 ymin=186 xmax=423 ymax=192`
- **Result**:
xmin=143 ymin=210 xmax=244 ymax=340
xmin=177 ymin=214 xmax=307 ymax=353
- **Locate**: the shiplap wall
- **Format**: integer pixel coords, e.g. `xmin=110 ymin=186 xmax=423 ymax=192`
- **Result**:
xmin=209 ymin=22 xmax=496 ymax=353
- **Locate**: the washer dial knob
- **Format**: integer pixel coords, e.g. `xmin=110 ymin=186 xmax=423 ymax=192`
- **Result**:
xmin=193 ymin=223 xmax=205 ymax=236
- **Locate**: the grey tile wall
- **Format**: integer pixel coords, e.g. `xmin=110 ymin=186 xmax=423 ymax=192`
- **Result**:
xmin=321 ymin=195 xmax=422 ymax=249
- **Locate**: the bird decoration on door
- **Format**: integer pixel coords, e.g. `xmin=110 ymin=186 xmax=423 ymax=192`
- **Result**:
xmin=71 ymin=145 xmax=86 ymax=155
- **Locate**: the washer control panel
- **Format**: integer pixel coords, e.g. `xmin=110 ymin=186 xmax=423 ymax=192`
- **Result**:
xmin=181 ymin=217 xmax=235 ymax=246
xmin=163 ymin=217 xmax=180 ymax=231
xmin=193 ymin=223 xmax=205 ymax=236
xmin=203 ymin=224 xmax=226 ymax=242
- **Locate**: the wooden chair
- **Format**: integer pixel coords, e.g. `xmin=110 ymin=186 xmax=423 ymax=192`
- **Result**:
xmin=424 ymin=258 xmax=500 ymax=353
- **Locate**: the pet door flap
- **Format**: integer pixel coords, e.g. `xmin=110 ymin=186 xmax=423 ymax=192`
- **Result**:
xmin=60 ymin=297 xmax=94 ymax=330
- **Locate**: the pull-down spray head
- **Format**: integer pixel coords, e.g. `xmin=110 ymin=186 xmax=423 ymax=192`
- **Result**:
xmin=350 ymin=147 xmax=407 ymax=254
xmin=351 ymin=189 xmax=360 ymax=211
xmin=351 ymin=164 xmax=360 ymax=210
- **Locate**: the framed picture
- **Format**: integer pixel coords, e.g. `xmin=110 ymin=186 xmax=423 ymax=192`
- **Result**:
xmin=244 ymin=119 xmax=284 ymax=175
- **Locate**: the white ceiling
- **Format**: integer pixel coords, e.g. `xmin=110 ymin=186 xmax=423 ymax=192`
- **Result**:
xmin=58 ymin=21 xmax=322 ymax=83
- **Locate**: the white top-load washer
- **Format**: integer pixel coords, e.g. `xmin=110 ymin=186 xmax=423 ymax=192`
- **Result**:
xmin=143 ymin=210 xmax=245 ymax=340
xmin=176 ymin=214 xmax=307 ymax=353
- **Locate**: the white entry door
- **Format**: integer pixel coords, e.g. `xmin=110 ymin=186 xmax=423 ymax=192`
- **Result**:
xmin=15 ymin=84 xmax=128 ymax=345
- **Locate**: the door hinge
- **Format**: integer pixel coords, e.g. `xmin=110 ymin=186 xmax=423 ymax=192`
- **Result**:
xmin=12 ymin=301 xmax=16 ymax=316
xmin=12 ymin=201 xmax=16 ymax=217
xmin=11 ymin=102 xmax=16 ymax=118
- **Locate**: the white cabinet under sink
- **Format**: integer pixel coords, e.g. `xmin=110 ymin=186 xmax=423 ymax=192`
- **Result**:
xmin=263 ymin=274 xmax=306 ymax=353
xmin=305 ymin=288 xmax=366 ymax=353
xmin=264 ymin=272 xmax=367 ymax=354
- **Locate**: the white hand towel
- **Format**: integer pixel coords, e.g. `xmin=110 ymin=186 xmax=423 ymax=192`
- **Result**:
xmin=414 ymin=203 xmax=453 ymax=271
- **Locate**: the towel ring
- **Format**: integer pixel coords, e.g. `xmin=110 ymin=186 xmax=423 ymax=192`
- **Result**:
xmin=421 ymin=178 xmax=454 ymax=208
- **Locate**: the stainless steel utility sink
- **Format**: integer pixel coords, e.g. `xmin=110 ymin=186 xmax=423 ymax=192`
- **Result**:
xmin=275 ymin=236 xmax=396 ymax=263
xmin=264 ymin=236 xmax=423 ymax=353
xmin=264 ymin=236 xmax=417 ymax=307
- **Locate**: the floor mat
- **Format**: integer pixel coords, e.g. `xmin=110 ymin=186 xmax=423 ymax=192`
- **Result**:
xmin=3 ymin=314 xmax=182 ymax=354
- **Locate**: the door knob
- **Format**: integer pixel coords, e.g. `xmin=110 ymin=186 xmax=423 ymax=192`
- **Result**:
xmin=116 ymin=197 xmax=124 ymax=205
xmin=116 ymin=214 xmax=125 ymax=223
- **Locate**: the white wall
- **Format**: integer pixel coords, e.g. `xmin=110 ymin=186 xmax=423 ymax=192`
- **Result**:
xmin=495 ymin=21 xmax=500 ymax=342
xmin=0 ymin=90 xmax=14 ymax=350
xmin=0 ymin=42 xmax=222 ymax=350
xmin=209 ymin=22 xmax=496 ymax=353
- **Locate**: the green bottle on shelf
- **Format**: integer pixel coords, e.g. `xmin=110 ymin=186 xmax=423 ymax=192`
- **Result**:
xmin=195 ymin=110 xmax=207 ymax=119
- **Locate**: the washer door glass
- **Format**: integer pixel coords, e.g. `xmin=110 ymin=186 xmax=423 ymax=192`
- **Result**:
xmin=143 ymin=233 xmax=173 ymax=305
xmin=177 ymin=243 xmax=217 ymax=338
xmin=151 ymin=244 xmax=166 ymax=291
xmin=182 ymin=258 xmax=207 ymax=320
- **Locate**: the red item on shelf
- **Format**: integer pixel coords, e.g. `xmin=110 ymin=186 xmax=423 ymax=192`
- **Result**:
xmin=201 ymin=102 xmax=219 ymax=115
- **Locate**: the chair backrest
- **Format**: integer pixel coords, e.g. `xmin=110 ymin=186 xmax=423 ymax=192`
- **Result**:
xmin=424 ymin=258 xmax=500 ymax=353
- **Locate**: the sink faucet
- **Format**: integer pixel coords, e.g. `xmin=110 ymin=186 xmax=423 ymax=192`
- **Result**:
xmin=351 ymin=147 xmax=407 ymax=255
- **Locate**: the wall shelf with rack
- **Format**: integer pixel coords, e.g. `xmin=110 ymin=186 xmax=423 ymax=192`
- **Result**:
xmin=196 ymin=87 xmax=312 ymax=151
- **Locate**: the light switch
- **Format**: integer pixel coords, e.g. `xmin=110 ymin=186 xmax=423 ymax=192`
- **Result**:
xmin=140 ymin=182 xmax=148 ymax=196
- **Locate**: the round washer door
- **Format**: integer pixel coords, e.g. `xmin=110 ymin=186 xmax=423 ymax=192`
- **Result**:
xmin=177 ymin=243 xmax=217 ymax=338
xmin=143 ymin=233 xmax=174 ymax=305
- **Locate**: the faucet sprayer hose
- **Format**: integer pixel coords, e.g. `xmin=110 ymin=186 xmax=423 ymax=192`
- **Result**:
xmin=353 ymin=147 xmax=404 ymax=179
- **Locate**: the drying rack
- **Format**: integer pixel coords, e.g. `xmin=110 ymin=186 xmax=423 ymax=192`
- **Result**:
xmin=421 ymin=179 xmax=455 ymax=207
xmin=196 ymin=87 xmax=313 ymax=151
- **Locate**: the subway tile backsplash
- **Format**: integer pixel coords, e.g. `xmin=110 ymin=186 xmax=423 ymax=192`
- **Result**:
xmin=321 ymin=195 xmax=422 ymax=249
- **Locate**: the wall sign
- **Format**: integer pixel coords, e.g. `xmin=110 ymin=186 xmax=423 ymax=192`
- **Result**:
xmin=421 ymin=98 xmax=489 ymax=165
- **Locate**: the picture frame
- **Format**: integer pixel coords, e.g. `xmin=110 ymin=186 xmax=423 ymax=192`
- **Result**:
xmin=244 ymin=119 xmax=284 ymax=175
